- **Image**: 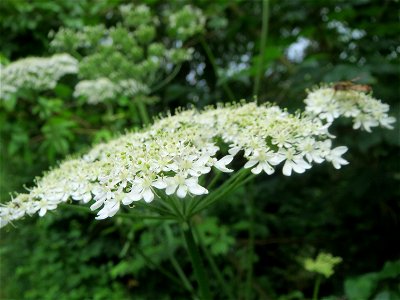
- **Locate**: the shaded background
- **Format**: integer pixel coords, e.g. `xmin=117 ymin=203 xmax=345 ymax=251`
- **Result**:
xmin=1 ymin=0 xmax=399 ymax=299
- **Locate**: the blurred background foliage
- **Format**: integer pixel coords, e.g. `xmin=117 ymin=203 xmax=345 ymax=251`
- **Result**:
xmin=0 ymin=0 xmax=399 ymax=299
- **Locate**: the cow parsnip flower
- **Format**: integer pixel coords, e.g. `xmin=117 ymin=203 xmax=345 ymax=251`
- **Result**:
xmin=304 ymin=86 xmax=396 ymax=132
xmin=0 ymin=54 xmax=78 ymax=101
xmin=49 ymin=4 xmax=205 ymax=105
xmin=167 ymin=5 xmax=206 ymax=40
xmin=74 ymin=78 xmax=149 ymax=105
xmin=0 ymin=87 xmax=395 ymax=227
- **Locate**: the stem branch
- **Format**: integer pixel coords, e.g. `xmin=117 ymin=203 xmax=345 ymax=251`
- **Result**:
xmin=181 ymin=222 xmax=212 ymax=299
xmin=245 ymin=190 xmax=255 ymax=300
xmin=313 ymin=276 xmax=322 ymax=300
xmin=253 ymin=0 xmax=270 ymax=97
xmin=200 ymin=37 xmax=235 ymax=102
xmin=194 ymin=225 xmax=235 ymax=300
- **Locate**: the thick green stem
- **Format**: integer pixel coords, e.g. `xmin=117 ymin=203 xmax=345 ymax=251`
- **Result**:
xmin=151 ymin=64 xmax=182 ymax=93
xmin=200 ymin=37 xmax=235 ymax=102
xmin=253 ymin=0 xmax=270 ymax=97
xmin=181 ymin=222 xmax=212 ymax=300
xmin=194 ymin=225 xmax=235 ymax=300
xmin=312 ymin=276 xmax=322 ymax=300
xmin=136 ymin=100 xmax=151 ymax=126
xmin=245 ymin=191 xmax=255 ymax=300
xmin=164 ymin=224 xmax=195 ymax=294
xmin=135 ymin=246 xmax=183 ymax=287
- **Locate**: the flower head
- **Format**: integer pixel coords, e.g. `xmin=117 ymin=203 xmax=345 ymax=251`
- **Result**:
xmin=1 ymin=87 xmax=395 ymax=226
xmin=1 ymin=54 xmax=78 ymax=101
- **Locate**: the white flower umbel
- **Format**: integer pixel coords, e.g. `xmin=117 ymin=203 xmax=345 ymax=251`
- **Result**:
xmin=74 ymin=78 xmax=117 ymax=105
xmin=74 ymin=78 xmax=149 ymax=104
xmin=304 ymin=86 xmax=396 ymax=132
xmin=0 ymin=54 xmax=78 ymax=101
xmin=167 ymin=5 xmax=206 ymax=40
xmin=1 ymin=89 xmax=395 ymax=227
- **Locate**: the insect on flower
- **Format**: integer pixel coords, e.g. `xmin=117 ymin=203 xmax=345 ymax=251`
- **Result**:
xmin=333 ymin=78 xmax=372 ymax=93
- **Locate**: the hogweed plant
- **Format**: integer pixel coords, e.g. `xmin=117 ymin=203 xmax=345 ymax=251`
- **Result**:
xmin=1 ymin=85 xmax=395 ymax=299
xmin=0 ymin=3 xmax=207 ymax=163
xmin=0 ymin=54 xmax=78 ymax=102
xmin=49 ymin=3 xmax=205 ymax=121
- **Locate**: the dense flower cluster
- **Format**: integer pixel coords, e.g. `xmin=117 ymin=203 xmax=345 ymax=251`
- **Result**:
xmin=0 ymin=87 xmax=395 ymax=227
xmin=167 ymin=5 xmax=206 ymax=40
xmin=305 ymin=87 xmax=396 ymax=132
xmin=74 ymin=78 xmax=149 ymax=105
xmin=48 ymin=4 xmax=205 ymax=105
xmin=0 ymin=54 xmax=78 ymax=101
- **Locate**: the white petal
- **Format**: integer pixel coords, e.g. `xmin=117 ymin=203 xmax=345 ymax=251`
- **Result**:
xmin=166 ymin=183 xmax=178 ymax=195
xmin=108 ymin=202 xmax=120 ymax=217
xmin=185 ymin=177 xmax=198 ymax=187
xmin=219 ymin=155 xmax=234 ymax=165
xmin=291 ymin=162 xmax=306 ymax=174
xmin=90 ymin=200 xmax=104 ymax=211
xmin=47 ymin=204 xmax=57 ymax=210
xmin=270 ymin=154 xmax=286 ymax=165
xmin=228 ymin=146 xmax=241 ymax=156
xmin=188 ymin=183 xmax=208 ymax=195
xmin=39 ymin=208 xmax=47 ymax=217
xmin=244 ymin=160 xmax=258 ymax=169
xmin=313 ymin=155 xmax=324 ymax=164
xmin=82 ymin=193 xmax=92 ymax=203
xmin=152 ymin=179 xmax=167 ymax=189
xmin=143 ymin=188 xmax=154 ymax=203
xmin=262 ymin=162 xmax=275 ymax=175
xmin=177 ymin=185 xmax=188 ymax=198
xmin=295 ymin=158 xmax=311 ymax=169
xmin=282 ymin=160 xmax=293 ymax=176
xmin=95 ymin=211 xmax=108 ymax=220
xmin=122 ymin=191 xmax=142 ymax=205
xmin=332 ymin=158 xmax=349 ymax=169
xmin=251 ymin=164 xmax=263 ymax=174
xmin=332 ymin=146 xmax=348 ymax=156
xmin=214 ymin=155 xmax=234 ymax=173
xmin=92 ymin=186 xmax=103 ymax=195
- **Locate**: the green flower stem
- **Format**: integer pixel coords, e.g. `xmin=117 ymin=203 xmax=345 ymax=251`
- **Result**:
xmin=313 ymin=275 xmax=322 ymax=300
xmin=113 ymin=223 xmax=188 ymax=292
xmin=119 ymin=228 xmax=135 ymax=258
xmin=207 ymin=170 xmax=223 ymax=190
xmin=135 ymin=246 xmax=184 ymax=288
xmin=245 ymin=190 xmax=255 ymax=300
xmin=188 ymin=168 xmax=247 ymax=216
xmin=194 ymin=225 xmax=235 ymax=300
xmin=136 ymin=100 xmax=151 ymax=126
xmin=165 ymin=195 xmax=186 ymax=222
xmin=164 ymin=224 xmax=195 ymax=294
xmin=200 ymin=37 xmax=235 ymax=102
xmin=253 ymin=0 xmax=270 ymax=97
xmin=181 ymin=222 xmax=212 ymax=300
xmin=59 ymin=203 xmax=174 ymax=220
xmin=151 ymin=64 xmax=182 ymax=93
xmin=191 ymin=168 xmax=251 ymax=215
xmin=133 ymin=200 xmax=177 ymax=218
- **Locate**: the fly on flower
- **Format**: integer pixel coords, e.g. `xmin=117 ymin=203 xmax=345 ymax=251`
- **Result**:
xmin=333 ymin=79 xmax=372 ymax=93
